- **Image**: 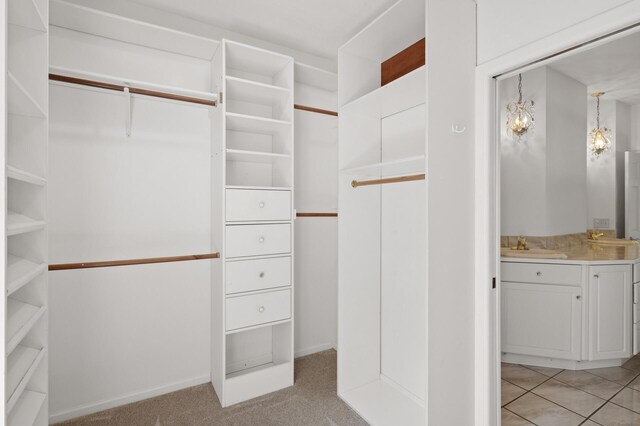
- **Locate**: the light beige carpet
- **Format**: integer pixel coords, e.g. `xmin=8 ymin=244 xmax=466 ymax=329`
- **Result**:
xmin=55 ymin=350 xmax=367 ymax=426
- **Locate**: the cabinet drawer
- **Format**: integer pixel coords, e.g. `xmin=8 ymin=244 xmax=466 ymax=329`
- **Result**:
xmin=226 ymin=224 xmax=291 ymax=258
xmin=226 ymin=189 xmax=291 ymax=222
xmin=226 ymin=256 xmax=291 ymax=294
xmin=635 ymin=282 xmax=640 ymax=323
xmin=226 ymin=289 xmax=291 ymax=331
xmin=501 ymin=263 xmax=582 ymax=286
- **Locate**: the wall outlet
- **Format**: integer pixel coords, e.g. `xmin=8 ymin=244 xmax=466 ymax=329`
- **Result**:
xmin=593 ymin=218 xmax=610 ymax=229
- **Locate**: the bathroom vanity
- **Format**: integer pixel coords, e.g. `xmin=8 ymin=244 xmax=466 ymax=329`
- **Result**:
xmin=501 ymin=244 xmax=640 ymax=370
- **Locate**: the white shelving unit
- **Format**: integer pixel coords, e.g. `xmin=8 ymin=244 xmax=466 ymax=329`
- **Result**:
xmin=337 ymin=0 xmax=426 ymax=425
xmin=211 ymin=39 xmax=295 ymax=407
xmin=5 ymin=0 xmax=49 ymax=424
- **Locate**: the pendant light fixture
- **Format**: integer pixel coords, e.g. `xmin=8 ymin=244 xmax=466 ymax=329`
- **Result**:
xmin=589 ymin=92 xmax=611 ymax=157
xmin=506 ymin=73 xmax=535 ymax=141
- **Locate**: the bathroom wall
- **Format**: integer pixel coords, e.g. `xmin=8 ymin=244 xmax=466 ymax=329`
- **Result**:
xmin=500 ymin=67 xmax=587 ymax=237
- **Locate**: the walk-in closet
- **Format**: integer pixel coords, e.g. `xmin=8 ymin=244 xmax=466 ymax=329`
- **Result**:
xmin=1 ymin=0 xmax=481 ymax=424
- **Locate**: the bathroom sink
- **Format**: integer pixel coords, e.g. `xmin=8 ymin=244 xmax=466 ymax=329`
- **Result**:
xmin=587 ymin=237 xmax=638 ymax=246
xmin=500 ymin=248 xmax=568 ymax=259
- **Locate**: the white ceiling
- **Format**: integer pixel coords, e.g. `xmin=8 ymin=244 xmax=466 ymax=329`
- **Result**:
xmin=128 ymin=0 xmax=398 ymax=60
xmin=549 ymin=31 xmax=640 ymax=105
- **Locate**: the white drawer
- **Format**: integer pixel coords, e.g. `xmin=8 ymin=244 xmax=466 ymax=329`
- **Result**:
xmin=226 ymin=256 xmax=291 ymax=294
xmin=226 ymin=189 xmax=291 ymax=222
xmin=226 ymin=224 xmax=291 ymax=258
xmin=226 ymin=289 xmax=291 ymax=331
xmin=635 ymin=282 xmax=640 ymax=323
xmin=634 ymin=263 xmax=640 ymax=284
xmin=501 ymin=263 xmax=582 ymax=286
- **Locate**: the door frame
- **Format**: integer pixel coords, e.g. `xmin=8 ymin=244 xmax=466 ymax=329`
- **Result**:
xmin=473 ymin=7 xmax=640 ymax=425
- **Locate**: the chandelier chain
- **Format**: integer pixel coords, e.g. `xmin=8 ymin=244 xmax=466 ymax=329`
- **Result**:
xmin=518 ymin=74 xmax=523 ymax=103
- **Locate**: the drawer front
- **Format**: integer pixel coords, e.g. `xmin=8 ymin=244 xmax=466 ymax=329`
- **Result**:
xmin=501 ymin=263 xmax=582 ymax=286
xmin=634 ymin=263 xmax=640 ymax=284
xmin=226 ymin=256 xmax=291 ymax=294
xmin=226 ymin=289 xmax=291 ymax=331
xmin=635 ymin=282 xmax=640 ymax=323
xmin=226 ymin=189 xmax=291 ymax=222
xmin=226 ymin=224 xmax=291 ymax=258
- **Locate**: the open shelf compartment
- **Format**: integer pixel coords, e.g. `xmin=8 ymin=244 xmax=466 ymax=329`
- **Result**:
xmin=6 ymin=345 xmax=46 ymax=413
xmin=7 ymin=390 xmax=46 ymax=426
xmin=9 ymin=0 xmax=47 ymax=32
xmin=7 ymin=298 xmax=46 ymax=354
xmin=225 ymin=40 xmax=293 ymax=90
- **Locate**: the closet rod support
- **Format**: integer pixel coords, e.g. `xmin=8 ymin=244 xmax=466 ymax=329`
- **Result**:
xmin=351 ymin=173 xmax=426 ymax=188
xmin=48 ymin=252 xmax=220 ymax=271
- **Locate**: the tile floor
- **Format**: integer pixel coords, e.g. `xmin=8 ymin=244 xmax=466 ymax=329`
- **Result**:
xmin=502 ymin=354 xmax=640 ymax=425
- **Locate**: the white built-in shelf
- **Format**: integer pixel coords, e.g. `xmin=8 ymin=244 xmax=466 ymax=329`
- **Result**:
xmin=294 ymin=62 xmax=337 ymax=92
xmin=226 ymin=112 xmax=291 ymax=136
xmin=226 ymin=149 xmax=291 ymax=164
xmin=7 ymin=255 xmax=47 ymax=296
xmin=6 ymin=345 xmax=46 ymax=413
xmin=7 ymin=166 xmax=46 ymax=186
xmin=226 ymin=185 xmax=292 ymax=192
xmin=7 ymin=390 xmax=46 ymax=426
xmin=6 ymin=299 xmax=46 ymax=355
xmin=7 ymin=212 xmax=46 ymax=236
xmin=226 ymin=360 xmax=293 ymax=380
xmin=8 ymin=0 xmax=47 ymax=32
xmin=225 ymin=318 xmax=292 ymax=336
xmin=226 ymin=76 xmax=291 ymax=105
xmin=340 ymin=155 xmax=425 ymax=178
xmin=7 ymin=72 xmax=47 ymax=119
xmin=225 ymin=40 xmax=292 ymax=86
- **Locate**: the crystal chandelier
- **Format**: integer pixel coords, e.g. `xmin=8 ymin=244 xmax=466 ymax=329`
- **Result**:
xmin=506 ymin=73 xmax=535 ymax=141
xmin=589 ymin=92 xmax=611 ymax=157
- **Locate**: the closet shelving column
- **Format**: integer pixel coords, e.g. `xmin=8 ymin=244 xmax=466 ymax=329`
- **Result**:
xmin=5 ymin=0 xmax=49 ymax=425
xmin=212 ymin=39 xmax=294 ymax=407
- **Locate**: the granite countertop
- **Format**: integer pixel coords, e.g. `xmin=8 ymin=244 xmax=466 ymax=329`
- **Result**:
xmin=501 ymin=240 xmax=640 ymax=264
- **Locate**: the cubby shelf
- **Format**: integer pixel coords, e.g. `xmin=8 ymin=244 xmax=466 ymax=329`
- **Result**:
xmin=226 ymin=149 xmax=291 ymax=164
xmin=7 ymin=299 xmax=46 ymax=354
xmin=6 ymin=346 xmax=46 ymax=413
xmin=340 ymin=155 xmax=425 ymax=178
xmin=8 ymin=0 xmax=47 ymax=32
xmin=7 ymin=72 xmax=47 ymax=119
xmin=7 ymin=255 xmax=47 ymax=296
xmin=7 ymin=212 xmax=46 ymax=236
xmin=7 ymin=390 xmax=46 ymax=426
xmin=226 ymin=112 xmax=291 ymax=136
xmin=7 ymin=166 xmax=47 ymax=186
xmin=225 ymin=40 xmax=293 ymax=88
xmin=225 ymin=185 xmax=292 ymax=192
xmin=226 ymin=76 xmax=291 ymax=106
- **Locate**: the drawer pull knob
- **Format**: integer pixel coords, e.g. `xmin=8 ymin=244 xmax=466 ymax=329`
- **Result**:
xmin=594 ymin=274 xmax=599 ymax=279
xmin=576 ymin=295 xmax=581 ymax=300
xmin=536 ymin=272 xmax=542 ymax=277
xmin=259 ymin=202 xmax=265 ymax=208
xmin=259 ymin=272 xmax=265 ymax=278
xmin=258 ymin=306 xmax=265 ymax=313
xmin=259 ymin=237 xmax=265 ymax=243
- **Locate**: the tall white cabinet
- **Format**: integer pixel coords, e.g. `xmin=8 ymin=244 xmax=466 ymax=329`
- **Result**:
xmin=337 ymin=0 xmax=426 ymax=425
xmin=211 ymin=40 xmax=295 ymax=407
xmin=5 ymin=0 xmax=49 ymax=424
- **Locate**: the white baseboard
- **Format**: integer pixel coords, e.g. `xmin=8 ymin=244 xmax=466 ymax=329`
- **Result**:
xmin=295 ymin=342 xmax=336 ymax=358
xmin=49 ymin=374 xmax=211 ymax=424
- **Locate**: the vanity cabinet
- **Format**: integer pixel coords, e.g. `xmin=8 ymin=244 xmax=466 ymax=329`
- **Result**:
xmin=588 ymin=265 xmax=632 ymax=360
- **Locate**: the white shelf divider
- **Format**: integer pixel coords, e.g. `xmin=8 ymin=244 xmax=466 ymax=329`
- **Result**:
xmin=226 ymin=112 xmax=291 ymax=136
xmin=6 ymin=299 xmax=46 ymax=354
xmin=7 ymin=166 xmax=47 ymax=186
xmin=7 ymin=212 xmax=46 ymax=236
xmin=340 ymin=155 xmax=425 ymax=178
xmin=7 ymin=72 xmax=47 ymax=118
xmin=7 ymin=390 xmax=46 ymax=426
xmin=7 ymin=255 xmax=47 ymax=296
xmin=225 ymin=185 xmax=292 ymax=192
xmin=226 ymin=76 xmax=291 ymax=105
xmin=226 ymin=149 xmax=291 ymax=164
xmin=8 ymin=0 xmax=47 ymax=32
xmin=6 ymin=346 xmax=46 ymax=413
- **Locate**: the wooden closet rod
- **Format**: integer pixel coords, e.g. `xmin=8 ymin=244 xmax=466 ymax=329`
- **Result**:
xmin=48 ymin=252 xmax=220 ymax=271
xmin=49 ymin=74 xmax=217 ymax=107
xmin=296 ymin=212 xmax=338 ymax=217
xmin=351 ymin=174 xmax=426 ymax=188
xmin=294 ymin=104 xmax=338 ymax=117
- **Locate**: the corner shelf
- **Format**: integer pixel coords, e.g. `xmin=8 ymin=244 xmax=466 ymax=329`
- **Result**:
xmin=7 ymin=390 xmax=46 ymax=426
xmin=340 ymin=155 xmax=425 ymax=178
xmin=7 ymin=72 xmax=47 ymax=119
xmin=7 ymin=255 xmax=47 ymax=296
xmin=8 ymin=166 xmax=47 ymax=186
xmin=226 ymin=112 xmax=291 ymax=136
xmin=226 ymin=76 xmax=291 ymax=106
xmin=6 ymin=346 xmax=46 ymax=414
xmin=7 ymin=299 xmax=46 ymax=354
xmin=225 ymin=40 xmax=293 ymax=88
xmin=7 ymin=212 xmax=46 ymax=236
xmin=226 ymin=149 xmax=291 ymax=164
xmin=8 ymin=0 xmax=47 ymax=32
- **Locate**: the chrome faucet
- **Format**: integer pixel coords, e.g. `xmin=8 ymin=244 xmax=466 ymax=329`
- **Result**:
xmin=589 ymin=231 xmax=604 ymax=241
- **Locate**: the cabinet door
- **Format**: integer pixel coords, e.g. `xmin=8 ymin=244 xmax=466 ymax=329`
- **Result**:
xmin=634 ymin=282 xmax=640 ymax=356
xmin=588 ymin=265 xmax=632 ymax=360
xmin=502 ymin=282 xmax=582 ymax=360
